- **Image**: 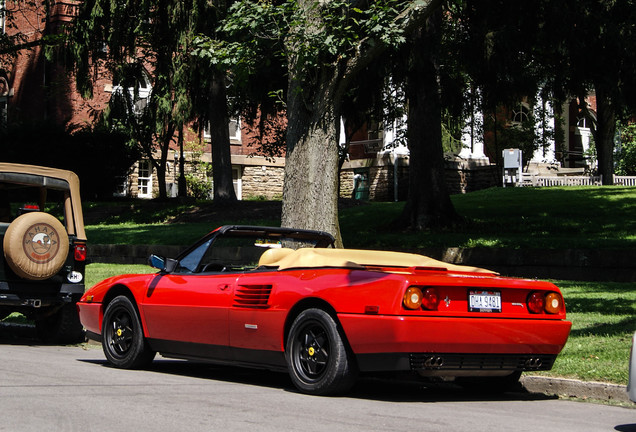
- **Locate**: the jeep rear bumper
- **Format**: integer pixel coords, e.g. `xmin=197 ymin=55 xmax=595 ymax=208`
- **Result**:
xmin=0 ymin=282 xmax=85 ymax=308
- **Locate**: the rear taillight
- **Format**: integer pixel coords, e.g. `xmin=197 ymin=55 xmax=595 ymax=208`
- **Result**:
xmin=527 ymin=291 xmax=563 ymax=314
xmin=421 ymin=287 xmax=440 ymax=310
xmin=403 ymin=286 xmax=440 ymax=311
xmin=74 ymin=244 xmax=87 ymax=262
xmin=403 ymin=287 xmax=423 ymax=310
xmin=544 ymin=292 xmax=564 ymax=314
xmin=527 ymin=292 xmax=545 ymax=314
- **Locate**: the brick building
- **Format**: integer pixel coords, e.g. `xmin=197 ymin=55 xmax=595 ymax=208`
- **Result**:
xmin=1 ymin=1 xmax=508 ymax=200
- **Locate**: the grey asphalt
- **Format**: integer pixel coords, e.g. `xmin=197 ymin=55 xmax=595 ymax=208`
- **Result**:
xmin=0 ymin=327 xmax=633 ymax=432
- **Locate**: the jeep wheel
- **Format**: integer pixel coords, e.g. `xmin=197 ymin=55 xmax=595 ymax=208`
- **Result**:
xmin=35 ymin=303 xmax=85 ymax=344
xmin=3 ymin=212 xmax=70 ymax=280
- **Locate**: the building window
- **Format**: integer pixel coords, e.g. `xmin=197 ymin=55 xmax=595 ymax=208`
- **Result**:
xmin=137 ymin=160 xmax=153 ymax=199
xmin=111 ymin=71 xmax=151 ymax=117
xmin=229 ymin=118 xmax=241 ymax=142
xmin=204 ymin=118 xmax=242 ymax=143
xmin=577 ymin=116 xmax=591 ymax=130
xmin=232 ymin=166 xmax=242 ymax=200
xmin=0 ymin=1 xmax=5 ymax=35
xmin=113 ymin=176 xmax=128 ymax=197
xmin=353 ymin=169 xmax=369 ymax=200
xmin=511 ymin=103 xmax=531 ymax=124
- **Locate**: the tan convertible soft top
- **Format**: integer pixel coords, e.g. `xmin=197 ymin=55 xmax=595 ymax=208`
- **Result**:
xmin=259 ymin=247 xmax=496 ymax=274
xmin=0 ymin=163 xmax=86 ymax=240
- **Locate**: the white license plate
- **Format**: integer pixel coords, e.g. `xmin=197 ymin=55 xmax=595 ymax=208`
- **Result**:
xmin=469 ymin=291 xmax=501 ymax=312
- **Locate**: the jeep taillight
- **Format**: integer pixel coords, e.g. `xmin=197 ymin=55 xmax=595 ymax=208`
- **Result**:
xmin=74 ymin=244 xmax=87 ymax=261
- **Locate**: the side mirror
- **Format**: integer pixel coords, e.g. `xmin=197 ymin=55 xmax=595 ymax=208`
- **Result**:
xmin=148 ymin=254 xmax=178 ymax=273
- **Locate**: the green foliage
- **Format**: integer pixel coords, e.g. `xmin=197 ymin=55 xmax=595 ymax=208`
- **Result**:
xmin=616 ymin=123 xmax=636 ymax=176
xmin=86 ymin=263 xmax=156 ymax=288
xmin=534 ymin=280 xmax=636 ymax=385
xmin=183 ymin=136 xmax=213 ymax=200
xmin=483 ymin=112 xmax=539 ymax=166
xmin=1 ymin=120 xmax=139 ymax=198
xmin=68 ymin=0 xmax=217 ymax=198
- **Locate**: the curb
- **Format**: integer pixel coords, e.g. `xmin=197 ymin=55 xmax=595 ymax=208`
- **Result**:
xmin=521 ymin=376 xmax=630 ymax=403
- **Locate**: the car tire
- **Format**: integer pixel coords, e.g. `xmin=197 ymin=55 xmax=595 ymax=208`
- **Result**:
xmin=35 ymin=303 xmax=85 ymax=344
xmin=3 ymin=212 xmax=70 ymax=281
xmin=286 ymin=308 xmax=357 ymax=395
xmin=102 ymin=295 xmax=156 ymax=369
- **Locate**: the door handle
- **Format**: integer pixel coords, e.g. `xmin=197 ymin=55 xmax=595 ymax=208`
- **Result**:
xmin=218 ymin=284 xmax=230 ymax=291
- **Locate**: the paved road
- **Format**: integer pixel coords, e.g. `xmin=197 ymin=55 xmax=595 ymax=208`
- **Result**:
xmin=0 ymin=326 xmax=634 ymax=432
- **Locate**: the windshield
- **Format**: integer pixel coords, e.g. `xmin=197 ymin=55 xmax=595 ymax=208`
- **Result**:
xmin=173 ymin=226 xmax=333 ymax=274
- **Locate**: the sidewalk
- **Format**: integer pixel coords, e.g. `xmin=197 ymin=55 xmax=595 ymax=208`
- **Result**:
xmin=521 ymin=375 xmax=631 ymax=404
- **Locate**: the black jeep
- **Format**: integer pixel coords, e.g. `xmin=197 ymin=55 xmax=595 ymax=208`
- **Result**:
xmin=0 ymin=163 xmax=86 ymax=343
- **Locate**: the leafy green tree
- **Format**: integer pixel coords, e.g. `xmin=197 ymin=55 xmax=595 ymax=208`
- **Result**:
xmin=69 ymin=0 xmax=237 ymax=201
xmin=216 ymin=0 xmax=442 ymax=244
xmin=616 ymin=123 xmax=636 ymax=176
xmin=544 ymin=0 xmax=636 ymax=184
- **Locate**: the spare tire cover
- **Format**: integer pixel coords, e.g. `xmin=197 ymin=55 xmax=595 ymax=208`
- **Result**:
xmin=3 ymin=212 xmax=70 ymax=281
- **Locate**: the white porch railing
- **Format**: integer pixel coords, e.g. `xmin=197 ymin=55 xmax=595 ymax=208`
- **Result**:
xmin=519 ymin=174 xmax=636 ymax=187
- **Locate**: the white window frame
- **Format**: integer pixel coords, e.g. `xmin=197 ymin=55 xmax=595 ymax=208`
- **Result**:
xmin=229 ymin=118 xmax=241 ymax=142
xmin=511 ymin=102 xmax=531 ymax=125
xmin=111 ymin=73 xmax=151 ymax=117
xmin=113 ymin=176 xmax=128 ymax=197
xmin=137 ymin=160 xmax=153 ymax=199
xmin=232 ymin=166 xmax=242 ymax=200
xmin=204 ymin=118 xmax=242 ymax=142
xmin=0 ymin=1 xmax=5 ymax=35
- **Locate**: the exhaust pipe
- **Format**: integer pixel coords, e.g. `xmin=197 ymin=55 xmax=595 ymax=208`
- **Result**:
xmin=423 ymin=356 xmax=444 ymax=368
xmin=525 ymin=358 xmax=543 ymax=369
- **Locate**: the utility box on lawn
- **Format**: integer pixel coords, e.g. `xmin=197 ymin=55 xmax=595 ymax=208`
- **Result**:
xmin=502 ymin=148 xmax=523 ymax=187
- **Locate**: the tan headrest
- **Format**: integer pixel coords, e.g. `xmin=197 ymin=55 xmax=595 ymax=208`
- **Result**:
xmin=258 ymin=247 xmax=295 ymax=266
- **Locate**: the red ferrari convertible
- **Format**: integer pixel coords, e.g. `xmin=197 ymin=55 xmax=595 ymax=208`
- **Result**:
xmin=78 ymin=225 xmax=571 ymax=395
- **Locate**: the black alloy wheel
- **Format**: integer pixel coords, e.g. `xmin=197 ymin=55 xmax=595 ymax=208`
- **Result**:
xmin=102 ymin=295 xmax=155 ymax=369
xmin=286 ymin=308 xmax=357 ymax=395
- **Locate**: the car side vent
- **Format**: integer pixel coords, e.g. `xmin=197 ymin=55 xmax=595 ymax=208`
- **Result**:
xmin=233 ymin=285 xmax=273 ymax=309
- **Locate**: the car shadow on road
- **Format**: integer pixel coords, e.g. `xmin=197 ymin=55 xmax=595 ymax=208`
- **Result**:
xmin=82 ymin=356 xmax=557 ymax=404
xmin=0 ymin=322 xmax=39 ymax=344
xmin=0 ymin=322 xmax=559 ymax=404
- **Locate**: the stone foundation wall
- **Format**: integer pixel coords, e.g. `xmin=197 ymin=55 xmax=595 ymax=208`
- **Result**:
xmin=241 ymin=165 xmax=285 ymax=200
xmin=339 ymin=157 xmax=497 ymax=201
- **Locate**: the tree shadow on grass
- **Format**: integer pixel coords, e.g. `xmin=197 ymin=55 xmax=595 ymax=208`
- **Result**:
xmin=569 ymin=316 xmax=636 ymax=338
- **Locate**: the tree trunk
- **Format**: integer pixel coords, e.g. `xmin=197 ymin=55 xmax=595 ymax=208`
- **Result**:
xmin=593 ymin=85 xmax=616 ymax=185
xmin=397 ymin=12 xmax=460 ymax=230
xmin=154 ymin=145 xmax=169 ymax=200
xmin=209 ymin=71 xmax=237 ymax=202
xmin=281 ymin=71 xmax=343 ymax=246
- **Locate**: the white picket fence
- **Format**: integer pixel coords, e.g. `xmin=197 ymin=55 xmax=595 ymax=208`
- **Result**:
xmin=614 ymin=175 xmax=636 ymax=186
xmin=519 ymin=175 xmax=636 ymax=187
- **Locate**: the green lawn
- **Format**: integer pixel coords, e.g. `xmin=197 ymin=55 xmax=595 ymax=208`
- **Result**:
xmin=341 ymin=186 xmax=636 ymax=250
xmin=534 ymin=280 xmax=635 ymax=385
xmin=85 ymin=186 xmax=636 ymax=250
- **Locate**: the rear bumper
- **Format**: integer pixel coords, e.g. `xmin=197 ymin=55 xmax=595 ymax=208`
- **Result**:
xmin=0 ymin=282 xmax=85 ymax=308
xmin=356 ymin=352 xmax=557 ymax=374
xmin=338 ymin=314 xmax=571 ymax=373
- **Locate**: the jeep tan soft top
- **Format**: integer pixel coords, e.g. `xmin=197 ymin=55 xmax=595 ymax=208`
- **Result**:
xmin=0 ymin=163 xmax=86 ymax=240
